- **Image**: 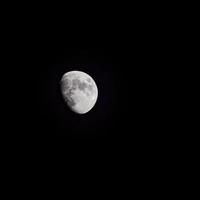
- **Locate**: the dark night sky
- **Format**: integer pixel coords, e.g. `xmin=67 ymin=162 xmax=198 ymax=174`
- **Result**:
xmin=32 ymin=47 xmax=134 ymax=138
xmin=13 ymin=44 xmax=161 ymax=139
xmin=2 ymin=5 xmax=171 ymax=139
xmin=6 ymin=36 xmax=164 ymax=139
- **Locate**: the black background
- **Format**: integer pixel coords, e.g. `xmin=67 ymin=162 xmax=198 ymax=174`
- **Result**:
xmin=0 ymin=5 xmax=187 ymax=194
xmin=2 ymin=3 xmax=172 ymax=139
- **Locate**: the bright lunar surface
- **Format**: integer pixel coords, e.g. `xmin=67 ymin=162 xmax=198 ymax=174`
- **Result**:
xmin=60 ymin=71 xmax=98 ymax=114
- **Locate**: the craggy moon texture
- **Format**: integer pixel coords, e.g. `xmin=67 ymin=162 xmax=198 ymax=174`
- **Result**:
xmin=60 ymin=71 xmax=98 ymax=114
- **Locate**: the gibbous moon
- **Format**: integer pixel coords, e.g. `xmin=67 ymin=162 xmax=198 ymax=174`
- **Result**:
xmin=60 ymin=71 xmax=98 ymax=114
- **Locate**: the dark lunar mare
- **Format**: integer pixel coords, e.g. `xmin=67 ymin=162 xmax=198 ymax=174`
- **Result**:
xmin=87 ymin=78 xmax=91 ymax=83
xmin=72 ymin=78 xmax=88 ymax=92
xmin=78 ymin=81 xmax=87 ymax=91
xmin=87 ymin=84 xmax=93 ymax=91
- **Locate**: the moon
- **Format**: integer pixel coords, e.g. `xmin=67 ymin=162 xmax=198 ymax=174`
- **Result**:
xmin=60 ymin=71 xmax=98 ymax=114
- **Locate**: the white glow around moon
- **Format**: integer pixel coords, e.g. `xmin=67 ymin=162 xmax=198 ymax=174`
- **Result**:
xmin=60 ymin=71 xmax=98 ymax=114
